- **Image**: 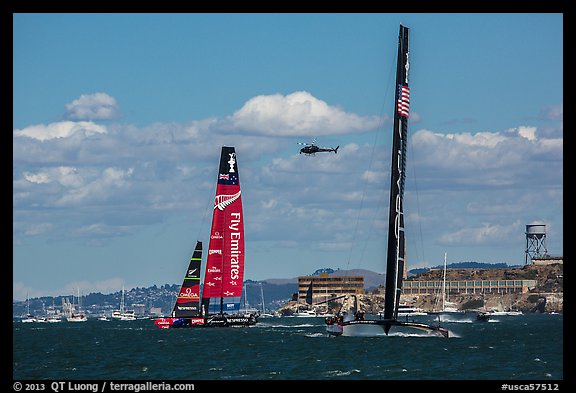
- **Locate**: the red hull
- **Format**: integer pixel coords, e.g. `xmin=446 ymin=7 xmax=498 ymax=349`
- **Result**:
xmin=153 ymin=317 xmax=205 ymax=329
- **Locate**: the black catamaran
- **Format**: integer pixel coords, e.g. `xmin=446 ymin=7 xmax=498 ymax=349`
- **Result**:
xmin=154 ymin=147 xmax=258 ymax=329
xmin=325 ymin=24 xmax=449 ymax=338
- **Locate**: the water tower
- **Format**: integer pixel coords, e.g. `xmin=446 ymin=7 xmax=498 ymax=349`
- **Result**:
xmin=525 ymin=224 xmax=547 ymax=264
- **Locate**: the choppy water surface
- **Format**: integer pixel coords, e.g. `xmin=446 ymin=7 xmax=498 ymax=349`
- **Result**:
xmin=13 ymin=313 xmax=563 ymax=380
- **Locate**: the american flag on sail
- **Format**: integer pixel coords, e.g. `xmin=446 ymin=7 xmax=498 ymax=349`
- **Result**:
xmin=397 ymin=85 xmax=410 ymax=118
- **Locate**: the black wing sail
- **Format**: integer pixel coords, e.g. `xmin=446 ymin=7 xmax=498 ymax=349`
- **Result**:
xmin=324 ymin=24 xmax=448 ymax=337
xmin=172 ymin=240 xmax=203 ymax=317
xmin=305 ymin=279 xmax=314 ymax=305
xmin=383 ymin=24 xmax=410 ymax=332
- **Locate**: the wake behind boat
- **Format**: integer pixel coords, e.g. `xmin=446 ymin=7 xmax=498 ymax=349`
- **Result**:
xmin=324 ymin=24 xmax=448 ymax=338
xmin=155 ymin=146 xmax=258 ymax=329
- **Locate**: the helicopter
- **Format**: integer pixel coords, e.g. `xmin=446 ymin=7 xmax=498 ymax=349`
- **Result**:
xmin=298 ymin=140 xmax=339 ymax=155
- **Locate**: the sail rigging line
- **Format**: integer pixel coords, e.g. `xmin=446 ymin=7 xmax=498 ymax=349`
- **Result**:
xmin=196 ymin=169 xmax=219 ymax=246
xmin=343 ymin=43 xmax=398 ymax=272
xmin=404 ymin=132 xmax=427 ymax=269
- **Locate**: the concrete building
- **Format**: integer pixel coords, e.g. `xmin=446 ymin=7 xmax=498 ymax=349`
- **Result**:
xmin=532 ymin=256 xmax=563 ymax=265
xmin=297 ymin=273 xmax=364 ymax=304
xmin=401 ymin=279 xmax=537 ymax=295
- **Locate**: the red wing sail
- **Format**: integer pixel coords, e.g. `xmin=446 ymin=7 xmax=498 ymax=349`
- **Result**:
xmin=172 ymin=240 xmax=202 ymax=317
xmin=202 ymin=146 xmax=245 ymax=315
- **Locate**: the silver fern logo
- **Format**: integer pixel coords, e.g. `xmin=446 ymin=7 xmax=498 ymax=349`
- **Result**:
xmin=214 ymin=191 xmax=241 ymax=211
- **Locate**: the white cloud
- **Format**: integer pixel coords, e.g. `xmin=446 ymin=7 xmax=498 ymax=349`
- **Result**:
xmin=24 ymin=166 xmax=83 ymax=187
xmin=55 ymin=167 xmax=134 ymax=206
xmin=411 ymin=126 xmax=562 ymax=174
xmin=14 ymin=121 xmax=107 ymax=141
xmin=24 ymin=223 xmax=54 ymax=236
xmin=12 ymin=92 xmax=563 ymax=297
xmin=76 ymin=223 xmax=138 ymax=238
xmin=228 ymin=91 xmax=381 ymax=136
xmin=517 ymin=126 xmax=537 ymax=141
xmin=64 ymin=92 xmax=120 ymax=120
xmin=439 ymin=222 xmax=522 ymax=246
xmin=362 ymin=170 xmax=380 ymax=184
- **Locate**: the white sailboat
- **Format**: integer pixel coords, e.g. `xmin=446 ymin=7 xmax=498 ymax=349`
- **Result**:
xmin=67 ymin=289 xmax=87 ymax=322
xmin=488 ymin=293 xmax=522 ymax=315
xmin=293 ymin=280 xmax=321 ymax=317
xmin=45 ymin=300 xmax=62 ymax=322
xmin=112 ymin=287 xmax=136 ymax=320
xmin=441 ymin=253 xmax=460 ymax=313
xmin=430 ymin=253 xmax=463 ymax=315
xmin=258 ymin=282 xmax=276 ymax=318
xmin=21 ymin=294 xmax=37 ymax=323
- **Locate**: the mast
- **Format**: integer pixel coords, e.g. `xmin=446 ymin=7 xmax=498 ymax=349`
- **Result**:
xmin=260 ymin=282 xmax=266 ymax=314
xmin=121 ymin=287 xmax=125 ymax=314
xmin=442 ymin=252 xmax=447 ymax=311
xmin=383 ymin=24 xmax=410 ymax=329
xmin=77 ymin=288 xmax=81 ymax=314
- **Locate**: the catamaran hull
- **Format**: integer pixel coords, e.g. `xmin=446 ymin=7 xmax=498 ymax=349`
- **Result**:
xmin=326 ymin=319 xmax=450 ymax=338
xmin=326 ymin=322 xmax=386 ymax=337
xmin=154 ymin=314 xmax=258 ymax=329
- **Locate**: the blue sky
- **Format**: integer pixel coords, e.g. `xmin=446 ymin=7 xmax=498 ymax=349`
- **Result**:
xmin=13 ymin=13 xmax=563 ymax=301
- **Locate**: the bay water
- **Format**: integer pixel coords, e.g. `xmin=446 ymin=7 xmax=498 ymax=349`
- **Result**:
xmin=13 ymin=313 xmax=563 ymax=382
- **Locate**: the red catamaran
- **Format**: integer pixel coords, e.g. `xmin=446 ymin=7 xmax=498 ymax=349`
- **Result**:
xmin=154 ymin=146 xmax=258 ymax=328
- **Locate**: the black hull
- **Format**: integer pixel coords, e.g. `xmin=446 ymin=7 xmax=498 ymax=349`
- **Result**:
xmin=204 ymin=315 xmax=258 ymax=327
xmin=325 ymin=317 xmax=449 ymax=338
xmin=476 ymin=312 xmax=490 ymax=322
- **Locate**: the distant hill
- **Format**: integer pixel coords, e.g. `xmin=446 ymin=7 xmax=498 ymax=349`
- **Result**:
xmin=266 ymin=263 xmax=516 ymax=289
xmin=409 ymin=261 xmax=517 ymax=276
xmin=15 ymin=263 xmax=523 ymax=317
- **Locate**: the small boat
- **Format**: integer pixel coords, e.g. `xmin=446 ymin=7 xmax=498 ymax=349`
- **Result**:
xmin=45 ymin=315 xmax=62 ymax=323
xmin=21 ymin=294 xmax=37 ymax=322
xmin=488 ymin=310 xmax=522 ymax=316
xmin=45 ymin=301 xmax=62 ymax=322
xmin=67 ymin=313 xmax=87 ymax=322
xmin=120 ymin=310 xmax=137 ymax=321
xmin=258 ymin=282 xmax=278 ymax=318
xmin=66 ymin=289 xmax=87 ymax=322
xmin=476 ymin=311 xmax=490 ymax=322
xmin=428 ymin=253 xmax=465 ymax=316
xmin=21 ymin=314 xmax=37 ymax=323
xmin=112 ymin=287 xmax=137 ymax=320
xmin=293 ymin=309 xmax=323 ymax=317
